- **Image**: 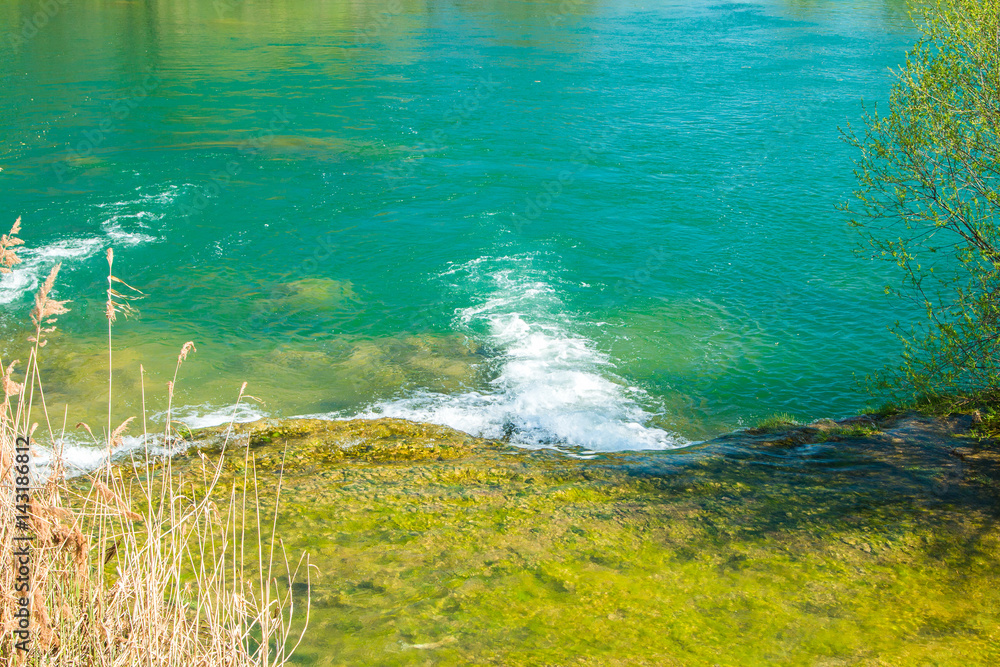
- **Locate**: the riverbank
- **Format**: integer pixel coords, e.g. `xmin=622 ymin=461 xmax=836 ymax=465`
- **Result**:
xmin=164 ymin=411 xmax=1000 ymax=665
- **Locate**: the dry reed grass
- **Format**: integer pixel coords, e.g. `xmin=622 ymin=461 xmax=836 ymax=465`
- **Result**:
xmin=0 ymin=218 xmax=311 ymax=665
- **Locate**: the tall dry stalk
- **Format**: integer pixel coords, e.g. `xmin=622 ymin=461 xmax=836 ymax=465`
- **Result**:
xmin=0 ymin=218 xmax=310 ymax=665
xmin=103 ymin=247 xmax=141 ymax=459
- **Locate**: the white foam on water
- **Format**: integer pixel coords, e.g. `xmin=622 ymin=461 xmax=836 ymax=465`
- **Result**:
xmin=28 ymin=399 xmax=264 ymax=479
xmin=344 ymin=254 xmax=687 ymax=452
xmin=30 ymin=433 xmax=190 ymax=480
xmin=0 ymin=236 xmax=105 ymax=304
xmin=103 ymin=215 xmax=160 ymax=246
xmin=167 ymin=402 xmax=268 ymax=430
xmin=0 ymin=184 xmax=178 ymax=305
xmin=96 ymin=184 xmax=181 ymax=245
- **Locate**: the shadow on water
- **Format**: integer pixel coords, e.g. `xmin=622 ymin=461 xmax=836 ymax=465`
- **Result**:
xmin=633 ymin=416 xmax=998 ymax=537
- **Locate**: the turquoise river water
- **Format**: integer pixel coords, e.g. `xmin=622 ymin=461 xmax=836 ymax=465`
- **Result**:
xmin=0 ymin=0 xmax=917 ymax=466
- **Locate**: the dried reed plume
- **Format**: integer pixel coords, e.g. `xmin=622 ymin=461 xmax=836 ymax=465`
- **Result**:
xmin=28 ymin=264 xmax=69 ymax=348
xmin=1 ymin=216 xmax=23 ymax=273
xmin=0 ymin=219 xmax=309 ymax=665
xmin=103 ymin=248 xmax=142 ymax=324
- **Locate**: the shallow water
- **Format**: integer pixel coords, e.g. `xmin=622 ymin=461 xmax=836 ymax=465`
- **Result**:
xmin=1 ymin=0 xmax=917 ymax=463
xmin=172 ymin=416 xmax=1000 ymax=665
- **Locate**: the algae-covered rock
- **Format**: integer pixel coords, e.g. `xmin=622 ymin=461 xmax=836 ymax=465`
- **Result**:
xmin=189 ymin=416 xmax=501 ymax=468
xmin=272 ymin=277 xmax=360 ymax=311
xmin=329 ymin=334 xmax=483 ymax=393
xmin=158 ymin=413 xmax=1000 ymax=666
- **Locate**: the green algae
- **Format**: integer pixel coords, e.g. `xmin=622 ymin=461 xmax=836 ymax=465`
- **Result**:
xmin=9 ymin=329 xmax=486 ymax=430
xmin=147 ymin=415 xmax=1000 ymax=665
xmin=744 ymin=416 xmax=885 ymax=446
xmin=195 ymin=417 xmax=495 ymax=467
xmin=271 ymin=278 xmax=361 ymax=311
xmin=749 ymin=413 xmax=801 ymax=433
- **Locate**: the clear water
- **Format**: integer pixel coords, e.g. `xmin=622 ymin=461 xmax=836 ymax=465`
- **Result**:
xmin=0 ymin=0 xmax=917 ymax=458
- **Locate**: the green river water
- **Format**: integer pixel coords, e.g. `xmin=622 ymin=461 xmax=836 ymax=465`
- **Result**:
xmin=2 ymin=0 xmax=917 ymax=460
xmin=6 ymin=2 xmax=1000 ymax=665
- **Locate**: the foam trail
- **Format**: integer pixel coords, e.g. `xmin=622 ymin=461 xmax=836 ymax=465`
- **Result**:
xmin=349 ymin=254 xmax=686 ymax=452
xmin=0 ymin=237 xmax=104 ymax=304
xmin=31 ymin=434 xmax=189 ymax=480
xmin=96 ymin=184 xmax=181 ymax=245
xmin=0 ymin=184 xmax=179 ymax=305
xmin=168 ymin=402 xmax=267 ymax=430
xmin=28 ymin=400 xmax=265 ymax=479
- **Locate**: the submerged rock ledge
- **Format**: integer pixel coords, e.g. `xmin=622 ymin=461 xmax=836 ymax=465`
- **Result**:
xmin=191 ymin=416 xmax=506 ymax=466
xmin=185 ymin=410 xmax=997 ymax=471
xmin=170 ymin=413 xmax=1000 ymax=665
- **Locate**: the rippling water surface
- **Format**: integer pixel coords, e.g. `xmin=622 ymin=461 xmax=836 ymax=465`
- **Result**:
xmin=0 ymin=0 xmax=916 ymax=463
